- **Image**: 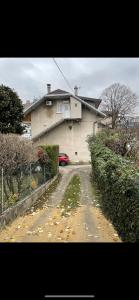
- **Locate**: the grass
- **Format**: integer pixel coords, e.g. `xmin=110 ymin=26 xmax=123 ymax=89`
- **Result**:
xmin=60 ymin=174 xmax=81 ymax=216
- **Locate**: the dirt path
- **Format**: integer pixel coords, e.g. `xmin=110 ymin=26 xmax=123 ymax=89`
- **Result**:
xmin=0 ymin=165 xmax=121 ymax=242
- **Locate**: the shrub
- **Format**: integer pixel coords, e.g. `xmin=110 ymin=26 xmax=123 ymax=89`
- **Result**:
xmin=39 ymin=145 xmax=59 ymax=177
xmin=89 ymin=141 xmax=139 ymax=242
xmin=87 ymin=128 xmax=139 ymax=159
xmin=0 ymin=133 xmax=36 ymax=201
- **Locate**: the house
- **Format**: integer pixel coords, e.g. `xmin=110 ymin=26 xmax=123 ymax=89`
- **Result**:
xmin=22 ymin=100 xmax=33 ymax=138
xmin=23 ymin=84 xmax=106 ymax=162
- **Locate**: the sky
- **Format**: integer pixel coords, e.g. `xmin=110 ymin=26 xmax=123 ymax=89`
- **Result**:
xmin=0 ymin=57 xmax=139 ymax=115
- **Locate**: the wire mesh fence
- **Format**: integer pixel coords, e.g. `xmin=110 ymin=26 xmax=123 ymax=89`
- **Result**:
xmin=0 ymin=161 xmax=52 ymax=215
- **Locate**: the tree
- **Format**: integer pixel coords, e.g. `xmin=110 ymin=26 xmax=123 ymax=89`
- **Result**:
xmin=100 ymin=83 xmax=137 ymax=129
xmin=0 ymin=133 xmax=36 ymax=201
xmin=0 ymin=84 xmax=24 ymax=134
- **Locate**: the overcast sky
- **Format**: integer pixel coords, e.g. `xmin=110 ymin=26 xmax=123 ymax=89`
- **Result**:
xmin=0 ymin=57 xmax=139 ymax=115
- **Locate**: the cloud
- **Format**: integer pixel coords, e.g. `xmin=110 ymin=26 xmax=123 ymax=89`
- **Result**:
xmin=0 ymin=57 xmax=139 ymax=114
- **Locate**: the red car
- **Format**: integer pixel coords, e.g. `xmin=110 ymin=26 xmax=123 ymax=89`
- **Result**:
xmin=58 ymin=153 xmax=70 ymax=166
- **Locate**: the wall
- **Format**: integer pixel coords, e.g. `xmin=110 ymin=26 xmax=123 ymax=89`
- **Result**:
xmin=0 ymin=175 xmax=58 ymax=230
xmin=70 ymin=96 xmax=82 ymax=119
xmin=31 ymin=97 xmax=83 ymax=137
xmin=31 ymin=101 xmax=63 ymax=137
xmin=34 ymin=107 xmax=101 ymax=162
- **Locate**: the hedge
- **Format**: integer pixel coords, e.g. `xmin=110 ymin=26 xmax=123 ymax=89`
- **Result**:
xmin=90 ymin=141 xmax=139 ymax=242
xmin=39 ymin=145 xmax=59 ymax=177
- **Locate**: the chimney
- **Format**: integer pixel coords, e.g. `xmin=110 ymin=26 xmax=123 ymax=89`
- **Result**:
xmin=47 ymin=84 xmax=51 ymax=94
xmin=74 ymin=85 xmax=78 ymax=96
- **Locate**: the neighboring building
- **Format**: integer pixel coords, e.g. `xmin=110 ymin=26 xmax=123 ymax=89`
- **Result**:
xmin=23 ymin=84 xmax=106 ymax=162
xmin=22 ymin=100 xmax=33 ymax=139
xmin=23 ymin=100 xmax=33 ymax=110
xmin=22 ymin=123 xmax=32 ymax=139
xmin=118 ymin=115 xmax=139 ymax=128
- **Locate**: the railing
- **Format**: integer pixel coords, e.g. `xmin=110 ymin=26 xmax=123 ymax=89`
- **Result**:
xmin=0 ymin=161 xmax=52 ymax=215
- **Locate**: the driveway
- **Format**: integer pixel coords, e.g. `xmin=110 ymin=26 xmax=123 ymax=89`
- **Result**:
xmin=0 ymin=165 xmax=120 ymax=242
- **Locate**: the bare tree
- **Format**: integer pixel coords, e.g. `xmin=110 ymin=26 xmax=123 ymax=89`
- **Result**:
xmin=100 ymin=83 xmax=137 ymax=129
xmin=0 ymin=134 xmax=36 ymax=200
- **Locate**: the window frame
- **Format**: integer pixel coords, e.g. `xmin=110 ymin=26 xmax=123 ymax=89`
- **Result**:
xmin=56 ymin=101 xmax=63 ymax=113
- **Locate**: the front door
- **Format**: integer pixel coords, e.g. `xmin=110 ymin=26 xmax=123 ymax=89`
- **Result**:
xmin=63 ymin=102 xmax=70 ymax=118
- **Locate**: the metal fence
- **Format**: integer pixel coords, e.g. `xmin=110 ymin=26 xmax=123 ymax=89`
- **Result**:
xmin=0 ymin=161 xmax=52 ymax=215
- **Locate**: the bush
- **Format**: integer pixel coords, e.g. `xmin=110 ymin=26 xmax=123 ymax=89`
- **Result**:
xmin=87 ymin=128 xmax=139 ymax=159
xmin=89 ymin=141 xmax=139 ymax=242
xmin=38 ymin=145 xmax=59 ymax=177
xmin=0 ymin=133 xmax=37 ymax=202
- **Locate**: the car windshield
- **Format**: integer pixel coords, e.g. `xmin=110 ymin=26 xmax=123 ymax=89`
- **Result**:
xmin=59 ymin=153 xmax=67 ymax=156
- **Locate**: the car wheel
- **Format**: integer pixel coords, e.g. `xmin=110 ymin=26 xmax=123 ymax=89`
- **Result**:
xmin=60 ymin=161 xmax=66 ymax=166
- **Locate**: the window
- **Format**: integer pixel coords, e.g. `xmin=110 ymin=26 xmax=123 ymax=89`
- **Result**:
xmin=75 ymin=103 xmax=77 ymax=107
xmin=57 ymin=101 xmax=63 ymax=113
xmin=75 ymin=152 xmax=78 ymax=155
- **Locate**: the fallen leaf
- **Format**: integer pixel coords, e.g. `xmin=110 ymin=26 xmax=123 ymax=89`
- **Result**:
xmin=50 ymin=223 xmax=54 ymax=226
xmin=54 ymin=222 xmax=59 ymax=225
xmin=31 ymin=212 xmax=37 ymax=216
xmin=48 ymin=232 xmax=52 ymax=238
xmin=27 ymin=231 xmax=33 ymax=235
xmin=66 ymin=212 xmax=71 ymax=216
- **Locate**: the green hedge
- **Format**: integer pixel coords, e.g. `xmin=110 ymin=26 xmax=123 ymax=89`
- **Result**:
xmin=39 ymin=145 xmax=59 ymax=177
xmin=90 ymin=142 xmax=139 ymax=242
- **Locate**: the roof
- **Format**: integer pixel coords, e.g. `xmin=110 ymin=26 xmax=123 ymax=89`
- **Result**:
xmin=48 ymin=89 xmax=69 ymax=95
xmin=79 ymin=96 xmax=101 ymax=108
xmin=32 ymin=119 xmax=65 ymax=141
xmin=23 ymin=101 xmax=33 ymax=110
xmin=24 ymin=90 xmax=105 ymax=118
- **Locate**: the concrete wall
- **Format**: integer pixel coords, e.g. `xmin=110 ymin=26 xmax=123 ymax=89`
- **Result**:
xmin=70 ymin=96 xmax=82 ymax=119
xmin=0 ymin=175 xmax=58 ymax=230
xmin=34 ymin=107 xmax=101 ymax=162
xmin=31 ymin=101 xmax=63 ymax=136
xmin=31 ymin=98 xmax=83 ymax=137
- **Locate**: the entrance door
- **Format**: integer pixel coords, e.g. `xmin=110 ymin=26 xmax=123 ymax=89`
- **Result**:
xmin=63 ymin=102 xmax=70 ymax=118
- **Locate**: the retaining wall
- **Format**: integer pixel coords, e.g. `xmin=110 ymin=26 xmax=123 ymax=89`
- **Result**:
xmin=0 ymin=174 xmax=58 ymax=230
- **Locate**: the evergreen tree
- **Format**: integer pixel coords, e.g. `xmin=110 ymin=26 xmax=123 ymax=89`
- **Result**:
xmin=0 ymin=85 xmax=24 ymax=134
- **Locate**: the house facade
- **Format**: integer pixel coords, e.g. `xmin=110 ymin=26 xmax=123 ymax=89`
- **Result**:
xmin=23 ymin=84 xmax=105 ymax=162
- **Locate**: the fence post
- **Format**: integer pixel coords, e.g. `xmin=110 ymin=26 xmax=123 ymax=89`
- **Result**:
xmin=1 ymin=168 xmax=4 ymax=213
xmin=30 ymin=163 xmax=32 ymax=194
xmin=44 ymin=165 xmax=46 ymax=183
xmin=57 ymin=157 xmax=59 ymax=175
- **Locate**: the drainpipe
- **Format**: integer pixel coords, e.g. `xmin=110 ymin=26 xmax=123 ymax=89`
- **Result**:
xmin=93 ymin=121 xmax=97 ymax=136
